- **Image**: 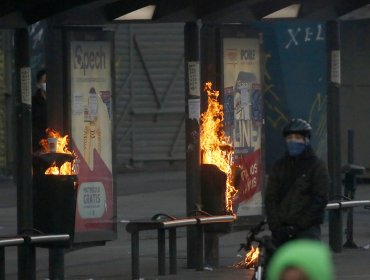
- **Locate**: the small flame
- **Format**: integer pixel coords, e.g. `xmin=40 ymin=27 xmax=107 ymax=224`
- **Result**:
xmin=233 ymin=245 xmax=260 ymax=269
xmin=45 ymin=161 xmax=59 ymax=175
xmin=200 ymin=82 xmax=237 ymax=213
xmin=40 ymin=128 xmax=72 ymax=154
xmin=244 ymin=246 xmax=260 ymax=267
xmin=40 ymin=128 xmax=77 ymax=175
xmin=60 ymin=161 xmax=73 ymax=175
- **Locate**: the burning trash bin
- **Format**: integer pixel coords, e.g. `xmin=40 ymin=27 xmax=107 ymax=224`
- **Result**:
xmin=200 ymin=82 xmax=237 ymax=233
xmin=33 ymin=129 xmax=79 ymax=243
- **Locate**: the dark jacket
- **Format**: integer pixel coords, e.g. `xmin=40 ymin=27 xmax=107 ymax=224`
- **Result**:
xmin=32 ymin=89 xmax=47 ymax=151
xmin=265 ymin=146 xmax=330 ymax=231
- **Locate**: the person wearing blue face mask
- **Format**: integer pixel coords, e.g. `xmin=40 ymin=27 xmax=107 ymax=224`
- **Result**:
xmin=265 ymin=118 xmax=330 ymax=247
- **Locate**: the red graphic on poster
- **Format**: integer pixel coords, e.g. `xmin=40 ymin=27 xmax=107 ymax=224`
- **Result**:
xmin=73 ymin=140 xmax=113 ymax=232
xmin=232 ymin=149 xmax=262 ymax=207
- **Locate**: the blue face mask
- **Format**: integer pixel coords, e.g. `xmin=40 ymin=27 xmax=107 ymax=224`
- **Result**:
xmin=286 ymin=141 xmax=307 ymax=157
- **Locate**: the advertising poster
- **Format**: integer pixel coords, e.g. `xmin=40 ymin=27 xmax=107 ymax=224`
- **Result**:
xmin=70 ymin=40 xmax=114 ymax=239
xmin=223 ymin=37 xmax=263 ymax=217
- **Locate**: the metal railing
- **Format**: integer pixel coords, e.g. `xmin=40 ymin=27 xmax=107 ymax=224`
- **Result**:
xmin=124 ymin=213 xmax=235 ymax=280
xmin=0 ymin=234 xmax=70 ymax=280
xmin=326 ymin=199 xmax=370 ymax=249
xmin=0 ymin=237 xmax=24 ymax=280
xmin=326 ymin=200 xmax=370 ymax=210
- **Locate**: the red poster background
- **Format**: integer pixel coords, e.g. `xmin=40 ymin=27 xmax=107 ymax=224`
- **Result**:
xmin=232 ymin=149 xmax=262 ymax=207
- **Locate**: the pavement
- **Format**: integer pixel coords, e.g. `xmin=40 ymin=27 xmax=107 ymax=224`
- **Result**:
xmin=1 ymin=169 xmax=370 ymax=279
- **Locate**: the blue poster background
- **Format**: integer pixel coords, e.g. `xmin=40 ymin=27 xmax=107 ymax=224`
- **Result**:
xmin=253 ymin=21 xmax=328 ymax=172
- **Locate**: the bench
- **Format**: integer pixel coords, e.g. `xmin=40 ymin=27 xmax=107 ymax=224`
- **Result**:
xmin=124 ymin=213 xmax=235 ymax=280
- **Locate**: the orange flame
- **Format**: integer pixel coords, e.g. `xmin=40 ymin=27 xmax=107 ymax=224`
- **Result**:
xmin=233 ymin=245 xmax=260 ymax=269
xmin=40 ymin=128 xmax=77 ymax=175
xmin=200 ymin=82 xmax=237 ymax=213
xmin=244 ymin=246 xmax=260 ymax=267
xmin=40 ymin=128 xmax=72 ymax=154
xmin=45 ymin=161 xmax=59 ymax=175
xmin=60 ymin=161 xmax=73 ymax=175
xmin=44 ymin=161 xmax=74 ymax=175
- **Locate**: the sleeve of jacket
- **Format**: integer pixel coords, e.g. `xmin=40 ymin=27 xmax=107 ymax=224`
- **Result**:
xmin=296 ymin=160 xmax=330 ymax=229
xmin=265 ymin=164 xmax=282 ymax=231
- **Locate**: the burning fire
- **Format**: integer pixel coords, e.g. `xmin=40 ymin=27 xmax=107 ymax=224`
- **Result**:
xmin=40 ymin=128 xmax=77 ymax=175
xmin=200 ymin=82 xmax=237 ymax=213
xmin=234 ymin=246 xmax=260 ymax=269
xmin=40 ymin=128 xmax=73 ymax=154
xmin=44 ymin=160 xmax=75 ymax=175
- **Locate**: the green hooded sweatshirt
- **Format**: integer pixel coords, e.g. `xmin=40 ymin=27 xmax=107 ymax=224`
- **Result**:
xmin=266 ymin=239 xmax=334 ymax=280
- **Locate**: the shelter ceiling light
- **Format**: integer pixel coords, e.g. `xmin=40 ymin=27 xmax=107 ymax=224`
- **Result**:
xmin=263 ymin=4 xmax=301 ymax=19
xmin=114 ymin=5 xmax=156 ymax=20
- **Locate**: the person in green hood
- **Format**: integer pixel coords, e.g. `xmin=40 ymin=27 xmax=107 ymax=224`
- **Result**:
xmin=266 ymin=239 xmax=334 ymax=280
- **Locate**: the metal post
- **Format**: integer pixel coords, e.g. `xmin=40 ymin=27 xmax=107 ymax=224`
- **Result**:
xmin=195 ymin=225 xmax=204 ymax=271
xmin=49 ymin=247 xmax=65 ymax=280
xmin=184 ymin=21 xmax=201 ymax=269
xmin=347 ymin=129 xmax=354 ymax=164
xmin=169 ymin=228 xmax=177 ymax=274
xmin=204 ymin=232 xmax=219 ymax=268
xmin=14 ymin=28 xmax=36 ymax=280
xmin=326 ymin=21 xmax=343 ymax=253
xmin=19 ymin=244 xmax=36 ymax=280
xmin=131 ymin=232 xmax=139 ymax=280
xmin=158 ymin=228 xmax=166 ymax=275
xmin=344 ymin=130 xmax=357 ymax=248
xmin=0 ymin=247 xmax=4 ymax=280
xmin=344 ymin=172 xmax=356 ymax=246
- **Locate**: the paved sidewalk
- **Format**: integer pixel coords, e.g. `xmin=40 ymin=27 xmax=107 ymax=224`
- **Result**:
xmin=1 ymin=171 xmax=370 ymax=279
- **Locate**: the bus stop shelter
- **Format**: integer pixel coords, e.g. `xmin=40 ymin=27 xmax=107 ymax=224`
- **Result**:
xmin=0 ymin=0 xmax=369 ymax=279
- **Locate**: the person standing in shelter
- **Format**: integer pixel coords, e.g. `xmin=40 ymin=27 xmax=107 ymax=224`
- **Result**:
xmin=265 ymin=118 xmax=330 ymax=247
xmin=32 ymin=69 xmax=47 ymax=152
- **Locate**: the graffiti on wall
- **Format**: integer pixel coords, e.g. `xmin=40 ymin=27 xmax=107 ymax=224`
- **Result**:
xmin=254 ymin=21 xmax=327 ymax=171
